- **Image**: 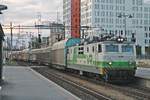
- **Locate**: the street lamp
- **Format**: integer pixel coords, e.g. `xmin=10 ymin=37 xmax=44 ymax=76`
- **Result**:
xmin=118 ymin=13 xmax=133 ymax=38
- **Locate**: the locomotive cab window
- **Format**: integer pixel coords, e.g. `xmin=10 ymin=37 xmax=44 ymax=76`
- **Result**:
xmin=98 ymin=44 xmax=102 ymax=53
xmin=87 ymin=47 xmax=89 ymax=52
xmin=92 ymin=46 xmax=95 ymax=52
xmin=105 ymin=45 xmax=119 ymax=52
xmin=122 ymin=45 xmax=134 ymax=53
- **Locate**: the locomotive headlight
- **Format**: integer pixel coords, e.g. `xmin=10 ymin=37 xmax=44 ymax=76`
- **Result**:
xmin=117 ymin=37 xmax=124 ymax=42
xmin=118 ymin=38 xmax=121 ymax=41
xmin=109 ymin=62 xmax=112 ymax=65
xmin=120 ymin=38 xmax=124 ymax=42
xmin=129 ymin=61 xmax=132 ymax=65
xmin=129 ymin=57 xmax=134 ymax=65
xmin=129 ymin=60 xmax=134 ymax=65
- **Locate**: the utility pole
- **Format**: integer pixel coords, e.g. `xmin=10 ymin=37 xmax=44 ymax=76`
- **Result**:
xmin=10 ymin=22 xmax=13 ymax=61
xmin=63 ymin=23 xmax=65 ymax=40
xmin=37 ymin=12 xmax=41 ymax=48
xmin=49 ymin=22 xmax=52 ymax=46
xmin=57 ymin=11 xmax=59 ymax=24
xmin=28 ymin=33 xmax=32 ymax=66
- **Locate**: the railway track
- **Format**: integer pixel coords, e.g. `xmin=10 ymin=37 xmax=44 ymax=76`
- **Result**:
xmin=72 ymin=73 xmax=150 ymax=100
xmin=32 ymin=67 xmax=150 ymax=100
xmin=33 ymin=67 xmax=112 ymax=100
xmin=66 ymin=71 xmax=150 ymax=100
xmin=16 ymin=61 xmax=150 ymax=100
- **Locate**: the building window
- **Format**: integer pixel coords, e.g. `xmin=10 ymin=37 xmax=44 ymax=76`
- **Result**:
xmin=145 ymin=33 xmax=148 ymax=37
xmin=145 ymin=27 xmax=148 ymax=31
xmin=132 ymin=0 xmax=135 ymax=5
xmin=145 ymin=39 xmax=148 ymax=44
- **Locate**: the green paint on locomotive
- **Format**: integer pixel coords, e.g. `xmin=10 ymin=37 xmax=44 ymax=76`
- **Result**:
xmin=72 ymin=47 xmax=78 ymax=64
xmin=68 ymin=60 xmax=136 ymax=69
xmin=67 ymin=52 xmax=136 ymax=70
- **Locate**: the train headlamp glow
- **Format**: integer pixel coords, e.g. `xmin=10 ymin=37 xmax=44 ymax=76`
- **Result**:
xmin=129 ymin=57 xmax=134 ymax=65
xmin=129 ymin=61 xmax=133 ymax=65
xmin=129 ymin=62 xmax=132 ymax=65
xmin=118 ymin=38 xmax=121 ymax=41
xmin=117 ymin=38 xmax=124 ymax=42
xmin=120 ymin=38 xmax=124 ymax=41
xmin=108 ymin=62 xmax=112 ymax=65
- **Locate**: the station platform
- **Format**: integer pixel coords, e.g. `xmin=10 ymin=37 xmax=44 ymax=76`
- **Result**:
xmin=135 ymin=67 xmax=150 ymax=79
xmin=0 ymin=66 xmax=80 ymax=100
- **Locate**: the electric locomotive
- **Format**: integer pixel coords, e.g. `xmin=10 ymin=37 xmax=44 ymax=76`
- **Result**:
xmin=66 ymin=36 xmax=136 ymax=82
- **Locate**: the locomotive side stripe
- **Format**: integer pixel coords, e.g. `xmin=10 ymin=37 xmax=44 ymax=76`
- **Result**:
xmin=67 ymin=60 xmax=136 ymax=69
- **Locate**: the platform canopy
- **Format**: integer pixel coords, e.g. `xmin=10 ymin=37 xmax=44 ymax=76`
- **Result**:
xmin=0 ymin=4 xmax=7 ymax=14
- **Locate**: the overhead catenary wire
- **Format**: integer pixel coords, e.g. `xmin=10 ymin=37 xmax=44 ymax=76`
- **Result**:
xmin=2 ymin=24 xmax=104 ymax=30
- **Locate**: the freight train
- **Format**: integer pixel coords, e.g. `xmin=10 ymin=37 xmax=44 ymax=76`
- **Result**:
xmin=11 ymin=35 xmax=137 ymax=82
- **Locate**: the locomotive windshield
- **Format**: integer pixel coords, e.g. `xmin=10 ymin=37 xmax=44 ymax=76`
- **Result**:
xmin=105 ymin=45 xmax=119 ymax=52
xmin=122 ymin=45 xmax=134 ymax=53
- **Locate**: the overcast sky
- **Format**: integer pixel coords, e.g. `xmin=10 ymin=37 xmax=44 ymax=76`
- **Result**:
xmin=0 ymin=0 xmax=63 ymax=25
xmin=0 ymin=0 xmax=150 ymax=26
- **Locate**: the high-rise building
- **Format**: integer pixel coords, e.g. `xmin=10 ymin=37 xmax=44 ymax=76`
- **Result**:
xmin=63 ymin=0 xmax=80 ymax=38
xmin=49 ymin=22 xmax=65 ymax=46
xmin=63 ymin=0 xmax=150 ymax=56
xmin=63 ymin=0 xmax=71 ymax=38
xmin=80 ymin=0 xmax=150 ymax=56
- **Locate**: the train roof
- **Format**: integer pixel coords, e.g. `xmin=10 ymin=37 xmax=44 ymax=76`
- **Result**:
xmin=22 ymin=49 xmax=29 ymax=53
xmin=99 ymin=40 xmax=135 ymax=44
xmin=66 ymin=38 xmax=81 ymax=47
xmin=31 ymin=46 xmax=51 ymax=53
xmin=52 ymin=38 xmax=81 ymax=50
xmin=79 ymin=35 xmax=135 ymax=45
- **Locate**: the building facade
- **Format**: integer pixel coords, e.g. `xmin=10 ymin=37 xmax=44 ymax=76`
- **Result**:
xmin=49 ymin=23 xmax=65 ymax=46
xmin=37 ymin=21 xmax=65 ymax=46
xmin=63 ymin=0 xmax=81 ymax=38
xmin=63 ymin=0 xmax=150 ymax=56
xmin=80 ymin=0 xmax=150 ymax=56
xmin=63 ymin=0 xmax=72 ymax=38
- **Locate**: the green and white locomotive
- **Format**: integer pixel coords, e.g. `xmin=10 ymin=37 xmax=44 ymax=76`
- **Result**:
xmin=66 ymin=36 xmax=136 ymax=82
